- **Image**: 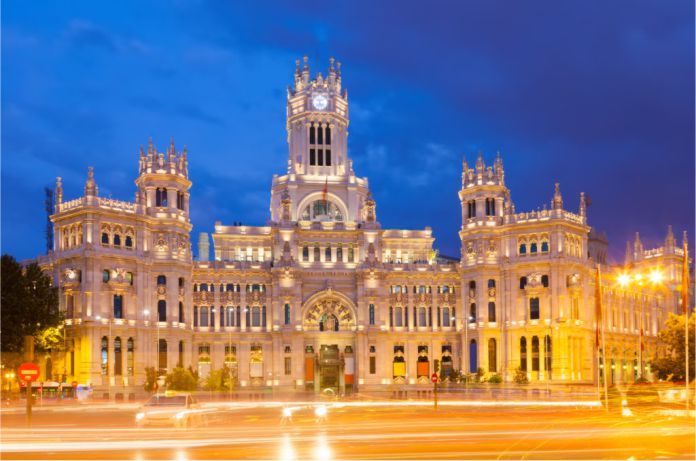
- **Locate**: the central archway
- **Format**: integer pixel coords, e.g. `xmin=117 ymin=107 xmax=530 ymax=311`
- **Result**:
xmin=302 ymin=289 xmax=357 ymax=332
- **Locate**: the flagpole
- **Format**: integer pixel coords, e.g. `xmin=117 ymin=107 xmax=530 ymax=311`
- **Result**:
xmin=597 ymin=264 xmax=609 ymax=410
xmin=682 ymin=237 xmax=689 ymax=412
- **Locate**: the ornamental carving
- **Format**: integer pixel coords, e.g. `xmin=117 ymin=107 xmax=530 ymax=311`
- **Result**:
xmin=154 ymin=233 xmax=168 ymax=251
xmin=248 ymin=291 xmax=266 ymax=304
xmin=389 ymin=292 xmax=408 ymax=305
xmin=437 ymin=292 xmax=454 ymax=305
xmin=415 ymin=292 xmax=432 ymax=305
xmin=222 ymin=291 xmax=241 ymax=304
xmin=157 ymin=285 xmax=167 ymax=296
xmin=303 ymin=298 xmax=355 ymax=331
xmin=488 ymin=288 xmax=496 ymax=298
xmin=62 ymin=268 xmax=80 ymax=285
xmin=525 ymin=273 xmax=544 ymax=288
xmin=193 ymin=291 xmax=211 ymax=303
xmin=566 ymin=273 xmax=581 ymax=288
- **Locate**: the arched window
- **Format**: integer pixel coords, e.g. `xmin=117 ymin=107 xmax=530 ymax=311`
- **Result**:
xmin=193 ymin=306 xmax=198 ymax=327
xmin=102 ymin=270 xmax=110 ymax=283
xmin=313 ymin=246 xmax=320 ymax=261
xmin=519 ymin=243 xmax=527 ymax=255
xmin=66 ymin=294 xmax=74 ymax=318
xmin=469 ymin=303 xmax=476 ymax=323
xmin=520 ymin=276 xmax=527 ymax=289
xmin=127 ymin=338 xmax=134 ymax=376
xmin=520 ymin=337 xmax=527 ymax=371
xmin=101 ymin=232 xmax=109 ymax=245
xmin=529 ymin=297 xmax=540 ymax=320
xmin=325 ymin=126 xmax=331 ymax=145
xmin=488 ymin=301 xmax=496 ymax=322
xmin=469 ymin=280 xmax=476 ymax=293
xmin=210 ymin=307 xmax=215 ymax=328
xmin=158 ymin=339 xmax=167 ymax=372
xmin=418 ymin=307 xmax=427 ymax=327
xmin=156 ymin=188 xmax=168 ymax=207
xmin=284 ymin=304 xmax=291 ymax=325
xmin=394 ymin=307 xmax=403 ymax=327
xmin=113 ymin=294 xmax=123 ymax=319
xmin=541 ymin=275 xmax=549 ymax=288
xmin=157 ymin=275 xmax=166 ymax=286
xmin=301 ymin=200 xmax=344 ymax=222
xmin=157 ymin=300 xmax=166 ymax=322
xmin=544 ymin=335 xmax=552 ymax=377
xmin=226 ymin=306 xmax=235 ymax=326
xmin=309 ymin=124 xmax=316 ymax=144
xmin=530 ymin=242 xmax=538 ymax=253
xmin=302 ymin=246 xmax=309 ymax=261
xmin=469 ymin=339 xmax=478 ymax=373
xmin=178 ymin=277 xmax=185 ymax=288
xmin=101 ymin=337 xmax=108 ymax=375
xmin=336 ymin=245 xmax=343 ymax=261
xmin=488 ymin=338 xmax=497 ymax=372
xmin=178 ymin=340 xmax=184 ymax=368
xmin=200 ymin=283 xmax=208 ymax=292
xmin=325 ymin=246 xmax=332 ymax=261
xmin=319 ymin=313 xmax=339 ymax=332
xmin=369 ymin=304 xmax=375 ymax=325
xmin=176 ymin=191 xmax=185 ymax=210
xmin=442 ymin=307 xmax=450 ymax=327
xmin=178 ymin=301 xmax=184 ymax=323
xmin=488 ymin=279 xmax=496 ymax=289
xmin=251 ymin=306 xmax=261 ymax=327
xmin=531 ymin=336 xmax=540 ymax=371
xmin=199 ymin=307 xmax=209 ymax=327
xmin=113 ymin=234 xmax=121 ymax=246
xmin=541 ymin=241 xmax=549 ymax=253
xmin=114 ymin=337 xmax=122 ymax=376
xmin=485 ymin=198 xmax=496 ymax=216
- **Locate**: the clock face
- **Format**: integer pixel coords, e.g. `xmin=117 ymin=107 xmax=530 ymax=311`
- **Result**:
xmin=312 ymin=94 xmax=328 ymax=110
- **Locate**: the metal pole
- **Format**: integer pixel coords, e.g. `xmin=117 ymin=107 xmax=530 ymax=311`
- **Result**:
xmin=598 ymin=265 xmax=609 ymax=411
xmin=26 ymin=382 xmax=32 ymax=427
xmin=685 ymin=309 xmax=689 ymax=412
xmin=639 ymin=292 xmax=644 ymax=380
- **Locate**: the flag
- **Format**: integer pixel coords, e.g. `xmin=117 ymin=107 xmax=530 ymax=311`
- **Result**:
xmin=682 ymin=239 xmax=690 ymax=315
xmin=595 ymin=265 xmax=602 ymax=349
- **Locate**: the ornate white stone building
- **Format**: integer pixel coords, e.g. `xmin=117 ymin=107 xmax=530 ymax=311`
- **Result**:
xmin=39 ymin=58 xmax=688 ymax=396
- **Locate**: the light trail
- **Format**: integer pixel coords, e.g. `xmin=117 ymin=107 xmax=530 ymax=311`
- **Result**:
xmin=2 ymin=425 xmax=692 ymax=453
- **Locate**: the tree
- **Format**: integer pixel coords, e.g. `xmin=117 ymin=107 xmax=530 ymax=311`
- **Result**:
xmin=143 ymin=367 xmax=158 ymax=393
xmin=1 ymin=255 xmax=61 ymax=356
xmin=651 ymin=313 xmax=695 ymax=382
xmin=203 ymin=365 xmax=235 ymax=391
xmin=165 ymin=367 xmax=198 ymax=391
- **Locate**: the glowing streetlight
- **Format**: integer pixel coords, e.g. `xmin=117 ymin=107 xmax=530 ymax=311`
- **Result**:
xmin=648 ymin=269 xmax=664 ymax=285
xmin=617 ymin=273 xmax=631 ymax=287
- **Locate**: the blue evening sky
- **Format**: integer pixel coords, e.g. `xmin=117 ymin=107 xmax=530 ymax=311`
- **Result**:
xmin=2 ymin=1 xmax=694 ymax=262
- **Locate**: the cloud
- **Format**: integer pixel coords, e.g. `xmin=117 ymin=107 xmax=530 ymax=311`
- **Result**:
xmin=64 ymin=20 xmax=151 ymax=55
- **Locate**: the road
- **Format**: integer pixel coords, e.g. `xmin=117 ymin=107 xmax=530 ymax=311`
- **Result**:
xmin=1 ymin=400 xmax=694 ymax=459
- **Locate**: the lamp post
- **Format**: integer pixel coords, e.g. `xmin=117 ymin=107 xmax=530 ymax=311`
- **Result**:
xmin=617 ymin=268 xmax=664 ymax=382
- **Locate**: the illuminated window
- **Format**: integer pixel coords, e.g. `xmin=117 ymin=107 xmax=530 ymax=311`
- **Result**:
xmin=301 ymin=200 xmax=344 ymax=222
xmin=529 ymin=298 xmax=540 ymax=320
xmin=114 ymin=337 xmax=123 ymax=375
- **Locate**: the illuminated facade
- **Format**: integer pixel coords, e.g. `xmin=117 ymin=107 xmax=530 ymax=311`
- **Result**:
xmin=39 ymin=58 xmax=688 ymax=395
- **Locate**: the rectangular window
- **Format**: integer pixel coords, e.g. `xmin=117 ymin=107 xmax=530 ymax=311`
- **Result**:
xmin=310 ymin=149 xmax=316 ymax=166
xmin=325 ymin=149 xmax=331 ymax=166
xmin=318 ymin=149 xmax=323 ymax=166
xmin=284 ymin=357 xmax=292 ymax=375
xmin=529 ymin=297 xmax=540 ymax=320
xmin=369 ymin=356 xmax=376 ymax=374
xmin=317 ymin=125 xmax=323 ymax=144
xmin=348 ymin=246 xmax=354 ymax=262
xmin=369 ymin=304 xmax=375 ymax=325
xmin=302 ymin=246 xmax=309 ymax=261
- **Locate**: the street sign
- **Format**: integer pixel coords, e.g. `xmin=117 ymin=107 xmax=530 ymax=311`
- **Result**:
xmin=18 ymin=363 xmax=40 ymax=382
xmin=431 ymin=373 xmax=438 ymax=383
xmin=72 ymin=381 xmax=78 ymax=388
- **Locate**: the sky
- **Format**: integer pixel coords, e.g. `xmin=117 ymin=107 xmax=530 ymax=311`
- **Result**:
xmin=2 ymin=0 xmax=694 ymax=263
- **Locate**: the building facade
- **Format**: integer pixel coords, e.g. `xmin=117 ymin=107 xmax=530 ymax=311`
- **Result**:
xmin=38 ymin=58 xmax=688 ymax=395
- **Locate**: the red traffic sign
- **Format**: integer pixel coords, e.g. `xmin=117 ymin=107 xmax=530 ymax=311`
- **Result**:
xmin=431 ymin=373 xmax=438 ymax=383
xmin=18 ymin=362 xmax=40 ymax=382
xmin=72 ymin=381 xmax=78 ymax=388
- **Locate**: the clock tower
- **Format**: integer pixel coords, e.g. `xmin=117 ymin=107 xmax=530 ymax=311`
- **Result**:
xmin=286 ymin=56 xmax=350 ymax=177
xmin=270 ymin=57 xmax=373 ymax=225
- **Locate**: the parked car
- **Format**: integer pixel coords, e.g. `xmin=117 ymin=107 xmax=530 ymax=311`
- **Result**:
xmin=135 ymin=393 xmax=202 ymax=428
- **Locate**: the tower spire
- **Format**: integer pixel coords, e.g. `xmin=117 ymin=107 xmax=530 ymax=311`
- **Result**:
xmin=579 ymin=192 xmax=587 ymax=217
xmin=552 ymin=182 xmax=563 ymax=210
xmin=624 ymin=240 xmax=633 ymax=266
xmin=84 ymin=166 xmax=98 ymax=197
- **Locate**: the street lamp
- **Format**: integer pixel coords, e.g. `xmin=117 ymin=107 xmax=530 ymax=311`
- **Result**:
xmin=4 ymin=371 xmax=15 ymax=393
xmin=616 ymin=268 xmax=665 ymax=381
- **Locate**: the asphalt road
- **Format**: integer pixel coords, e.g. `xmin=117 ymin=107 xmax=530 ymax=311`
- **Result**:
xmin=1 ymin=401 xmax=694 ymax=460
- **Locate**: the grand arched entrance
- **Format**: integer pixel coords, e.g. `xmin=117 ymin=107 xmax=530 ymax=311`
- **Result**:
xmin=301 ymin=289 xmax=356 ymax=395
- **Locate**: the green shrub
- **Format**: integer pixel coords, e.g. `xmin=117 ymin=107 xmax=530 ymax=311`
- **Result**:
xmin=487 ymin=373 xmax=503 ymax=384
xmin=165 ymin=367 xmax=198 ymax=391
xmin=143 ymin=367 xmax=158 ymax=393
xmin=513 ymin=367 xmax=529 ymax=384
